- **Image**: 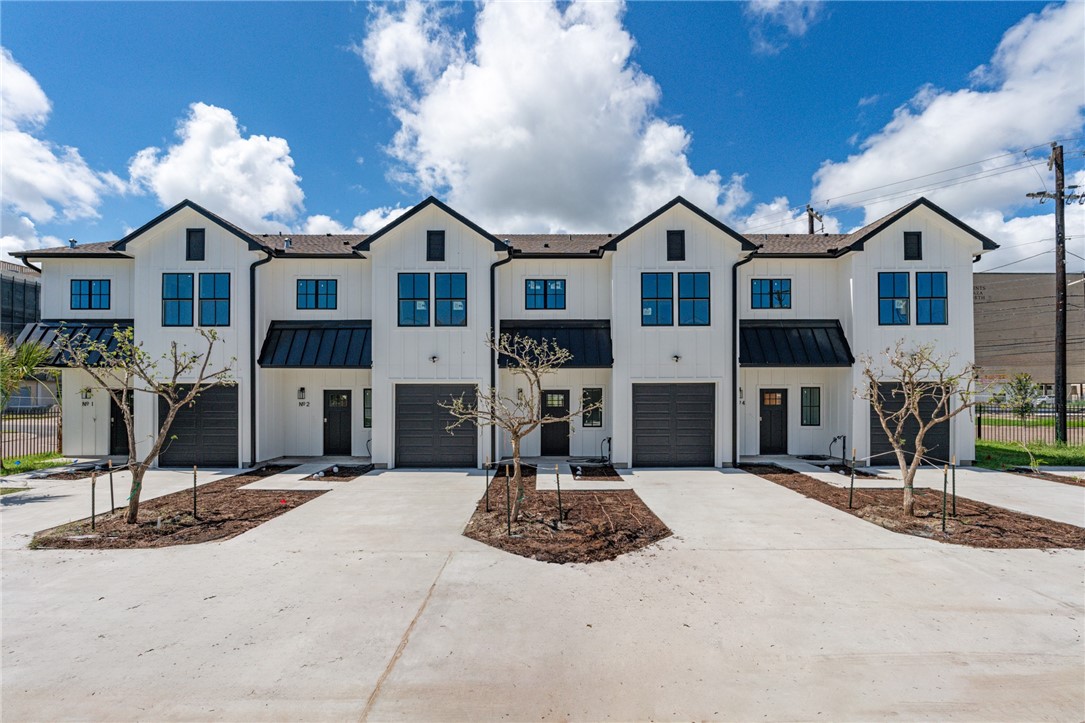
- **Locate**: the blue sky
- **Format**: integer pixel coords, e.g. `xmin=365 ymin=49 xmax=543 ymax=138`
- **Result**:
xmin=2 ymin=1 xmax=1083 ymax=272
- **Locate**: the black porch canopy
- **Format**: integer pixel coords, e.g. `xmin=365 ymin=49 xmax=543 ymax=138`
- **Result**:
xmin=15 ymin=320 xmax=133 ymax=366
xmin=498 ymin=320 xmax=613 ymax=368
xmin=739 ymin=319 xmax=854 ymax=367
xmin=258 ymin=320 xmax=372 ymax=368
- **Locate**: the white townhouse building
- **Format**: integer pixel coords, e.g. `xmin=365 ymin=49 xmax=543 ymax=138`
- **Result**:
xmin=13 ymin=194 xmax=997 ymax=469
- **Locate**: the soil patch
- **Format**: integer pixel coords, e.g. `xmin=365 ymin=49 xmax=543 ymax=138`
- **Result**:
xmin=42 ymin=469 xmax=98 ymax=480
xmin=742 ymin=464 xmax=1085 ymax=549
xmin=1009 ymin=467 xmax=1085 ymax=488
xmin=813 ymin=463 xmax=884 ymax=479
xmin=572 ymin=463 xmax=623 ymax=481
xmin=465 ymin=473 xmax=670 ymax=563
xmin=492 ymin=464 xmax=537 ymax=481
xmin=303 ymin=464 xmax=374 ymax=481
xmin=31 ymin=466 xmax=322 ymax=549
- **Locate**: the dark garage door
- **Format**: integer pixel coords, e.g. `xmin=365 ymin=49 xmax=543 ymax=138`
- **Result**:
xmin=633 ymin=383 xmax=715 ymax=467
xmin=158 ymin=385 xmax=239 ymax=467
xmin=869 ymin=382 xmax=950 ymax=463
xmin=395 ymin=384 xmax=477 ymax=467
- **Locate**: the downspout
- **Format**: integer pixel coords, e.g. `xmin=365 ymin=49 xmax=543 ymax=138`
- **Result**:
xmin=249 ymin=248 xmax=275 ymax=467
xmin=20 ymin=257 xmax=43 ymax=274
xmin=489 ymin=248 xmax=515 ymax=463
xmin=731 ymin=246 xmax=760 ymax=467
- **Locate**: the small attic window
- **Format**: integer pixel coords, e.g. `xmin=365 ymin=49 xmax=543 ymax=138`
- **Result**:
xmin=427 ymin=230 xmax=445 ymax=261
xmin=904 ymin=231 xmax=922 ymax=261
xmin=666 ymin=230 xmax=685 ymax=261
xmin=186 ymin=229 xmax=205 ymax=261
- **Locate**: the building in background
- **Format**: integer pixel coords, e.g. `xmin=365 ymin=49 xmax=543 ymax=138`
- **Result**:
xmin=973 ymin=272 xmax=1085 ymax=399
xmin=1 ymin=260 xmax=40 ymax=339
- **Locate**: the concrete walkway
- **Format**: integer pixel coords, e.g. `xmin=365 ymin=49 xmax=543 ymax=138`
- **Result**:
xmin=2 ymin=467 xmax=1082 ymax=721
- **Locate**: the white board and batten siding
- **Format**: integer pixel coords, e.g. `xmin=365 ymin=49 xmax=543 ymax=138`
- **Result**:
xmin=498 ymin=368 xmax=611 ymax=460
xmin=739 ymin=368 xmax=851 ymax=458
xmin=259 ymin=369 xmax=373 ymax=458
xmin=38 ymin=258 xmax=135 ymax=320
xmin=497 ymin=256 xmax=612 ymax=320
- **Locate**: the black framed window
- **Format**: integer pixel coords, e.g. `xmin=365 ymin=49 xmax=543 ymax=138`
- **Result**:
xmin=435 ymin=272 xmax=467 ymax=326
xmin=916 ymin=272 xmax=948 ymax=325
xmin=641 ymin=273 xmax=673 ymax=326
xmin=666 ymin=230 xmax=685 ymax=261
xmin=426 ymin=230 xmax=445 ymax=261
xmin=186 ymin=229 xmax=205 ymax=261
xmin=904 ymin=232 xmax=922 ymax=261
xmin=801 ymin=387 xmax=821 ymax=426
xmin=363 ymin=388 xmax=372 ymax=428
xmin=199 ymin=273 xmax=230 ymax=326
xmin=162 ymin=273 xmax=194 ymax=326
xmin=525 ymin=279 xmax=566 ymax=309
xmin=582 ymin=388 xmax=603 ymax=427
xmin=71 ymin=279 xmax=110 ymax=310
xmin=297 ymin=279 xmax=337 ymax=309
xmin=878 ymin=272 xmax=910 ymax=325
xmin=678 ymin=272 xmax=710 ymax=326
xmin=751 ymin=279 xmax=791 ymax=309
xmin=398 ymin=273 xmax=429 ymax=326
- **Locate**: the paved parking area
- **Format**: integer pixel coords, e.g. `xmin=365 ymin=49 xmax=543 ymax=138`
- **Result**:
xmin=2 ymin=467 xmax=1082 ymax=721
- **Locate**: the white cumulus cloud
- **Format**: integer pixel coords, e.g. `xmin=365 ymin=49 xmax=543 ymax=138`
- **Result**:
xmin=744 ymin=0 xmax=824 ymax=55
xmin=359 ymin=0 xmax=750 ymax=233
xmin=300 ymin=206 xmax=409 ymax=235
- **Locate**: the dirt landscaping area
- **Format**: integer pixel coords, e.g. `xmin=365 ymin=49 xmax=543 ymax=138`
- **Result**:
xmin=303 ymin=464 xmax=374 ymax=481
xmin=742 ymin=464 xmax=1085 ymax=549
xmin=466 ymin=464 xmax=670 ymax=563
xmin=571 ymin=463 xmax=624 ymax=480
xmin=31 ymin=466 xmax=323 ymax=549
xmin=1009 ymin=467 xmax=1085 ymax=487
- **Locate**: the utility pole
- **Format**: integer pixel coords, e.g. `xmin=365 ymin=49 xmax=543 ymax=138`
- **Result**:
xmin=806 ymin=205 xmax=823 ymax=234
xmin=1026 ymin=143 xmax=1083 ymax=443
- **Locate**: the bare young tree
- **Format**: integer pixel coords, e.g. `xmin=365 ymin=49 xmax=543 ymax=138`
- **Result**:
xmin=443 ymin=333 xmax=602 ymax=521
xmin=53 ymin=325 xmax=234 ymax=523
xmin=856 ymin=341 xmax=984 ymax=516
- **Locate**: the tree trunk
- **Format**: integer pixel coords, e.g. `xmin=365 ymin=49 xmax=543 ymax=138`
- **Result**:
xmin=902 ymin=481 xmax=915 ymax=517
xmin=125 ymin=464 xmax=146 ymax=524
xmin=510 ymin=437 xmax=524 ymax=521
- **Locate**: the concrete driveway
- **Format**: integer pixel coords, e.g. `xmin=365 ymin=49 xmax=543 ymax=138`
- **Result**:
xmin=2 ymin=468 xmax=1082 ymax=721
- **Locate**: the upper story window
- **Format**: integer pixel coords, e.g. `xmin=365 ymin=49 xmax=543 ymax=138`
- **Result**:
xmin=878 ymin=272 xmax=910 ymax=325
xmin=678 ymin=272 xmax=710 ymax=326
xmin=71 ymin=279 xmax=110 ymax=310
xmin=186 ymin=229 xmax=206 ymax=261
xmin=426 ymin=230 xmax=445 ymax=261
xmin=751 ymin=279 xmax=791 ymax=309
xmin=916 ymin=272 xmax=948 ymax=325
xmin=162 ymin=273 xmax=194 ymax=327
xmin=641 ymin=272 xmax=673 ymax=326
xmin=667 ymin=230 xmax=685 ymax=261
xmin=525 ymin=279 xmax=566 ymax=309
xmin=582 ymin=388 xmax=603 ymax=427
xmin=398 ymin=273 xmax=430 ymax=326
xmin=297 ymin=279 xmax=337 ymax=309
xmin=903 ymin=232 xmax=922 ymax=261
xmin=199 ymin=273 xmax=230 ymax=326
xmin=435 ymin=272 xmax=467 ymax=326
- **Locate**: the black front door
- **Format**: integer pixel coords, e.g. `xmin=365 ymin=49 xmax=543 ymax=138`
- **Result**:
xmin=323 ymin=390 xmax=352 ymax=455
xmin=759 ymin=389 xmax=788 ymax=454
xmin=540 ymin=390 xmax=570 ymax=456
xmin=109 ymin=396 xmax=130 ymax=456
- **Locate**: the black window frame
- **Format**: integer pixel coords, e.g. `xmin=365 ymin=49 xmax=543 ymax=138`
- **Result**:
xmin=878 ymin=271 xmax=910 ymax=325
xmin=916 ymin=271 xmax=948 ymax=326
xmin=435 ymin=272 xmax=467 ymax=327
xmin=801 ymin=386 xmax=821 ymax=427
xmin=525 ymin=279 xmax=566 ymax=310
xmin=426 ymin=230 xmax=445 ymax=262
xmin=666 ymin=230 xmax=685 ymax=261
xmin=296 ymin=279 xmax=338 ymax=310
xmin=903 ymin=231 xmax=922 ymax=261
xmin=641 ymin=272 xmax=673 ymax=326
xmin=70 ymin=279 xmax=110 ymax=310
xmin=582 ymin=388 xmax=603 ymax=428
xmin=751 ymin=278 xmax=791 ymax=309
xmin=678 ymin=272 xmax=710 ymax=326
xmin=198 ymin=272 xmax=230 ymax=327
xmin=398 ymin=272 xmax=430 ymax=327
xmin=363 ymin=388 xmax=372 ymax=428
xmin=162 ymin=272 xmax=194 ymax=327
xmin=186 ymin=229 xmax=206 ymax=261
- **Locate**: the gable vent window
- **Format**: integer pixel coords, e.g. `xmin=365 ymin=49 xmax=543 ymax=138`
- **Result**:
xmin=667 ymin=230 xmax=685 ymax=261
xmin=903 ymin=231 xmax=922 ymax=261
xmin=186 ymin=229 xmax=206 ymax=261
xmin=427 ymin=230 xmax=446 ymax=262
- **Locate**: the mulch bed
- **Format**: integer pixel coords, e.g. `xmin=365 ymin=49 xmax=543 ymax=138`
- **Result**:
xmin=42 ymin=469 xmax=99 ymax=480
xmin=465 ymin=471 xmax=670 ymax=564
xmin=31 ymin=466 xmax=323 ymax=549
xmin=1008 ymin=467 xmax=1085 ymax=488
xmin=303 ymin=464 xmax=374 ymax=481
xmin=813 ymin=463 xmax=883 ymax=479
xmin=742 ymin=464 xmax=1085 ymax=549
xmin=571 ymin=463 xmax=624 ymax=481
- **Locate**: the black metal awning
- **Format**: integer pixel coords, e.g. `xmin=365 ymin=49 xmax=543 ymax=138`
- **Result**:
xmin=739 ymin=320 xmax=854 ymax=367
xmin=15 ymin=320 xmax=133 ymax=366
xmin=258 ymin=320 xmax=372 ymax=368
xmin=498 ymin=320 xmax=613 ymax=368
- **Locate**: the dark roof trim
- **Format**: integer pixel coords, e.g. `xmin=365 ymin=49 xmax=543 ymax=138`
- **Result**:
xmin=269 ymin=252 xmax=366 ymax=259
xmin=355 ymin=196 xmax=510 ymax=252
xmin=846 ymin=197 xmax=998 ymax=252
xmin=602 ymin=196 xmax=758 ymax=252
xmin=508 ymin=250 xmax=606 ymax=259
xmin=110 ymin=199 xmax=265 ymax=252
xmin=12 ymin=250 xmax=130 ymax=260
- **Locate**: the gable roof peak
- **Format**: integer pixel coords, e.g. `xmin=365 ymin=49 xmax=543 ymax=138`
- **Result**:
xmin=110 ymin=198 xmax=266 ymax=252
xmin=354 ymin=196 xmax=509 ymax=251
